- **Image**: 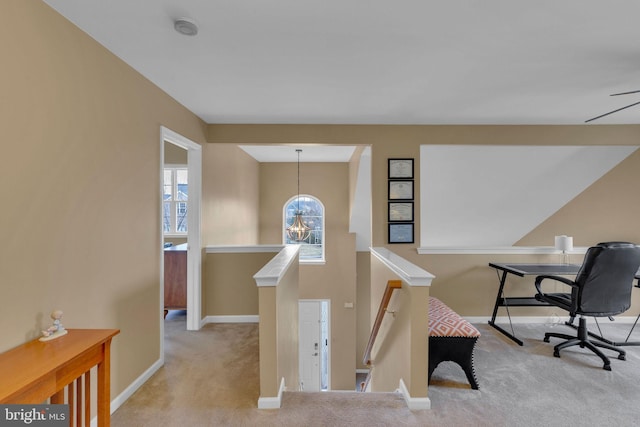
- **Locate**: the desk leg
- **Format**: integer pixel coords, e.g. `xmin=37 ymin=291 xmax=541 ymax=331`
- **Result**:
xmin=97 ymin=339 xmax=113 ymax=427
xmin=488 ymin=270 xmax=523 ymax=346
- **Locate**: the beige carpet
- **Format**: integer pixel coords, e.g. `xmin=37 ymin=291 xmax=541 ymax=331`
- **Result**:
xmin=112 ymin=311 xmax=640 ymax=426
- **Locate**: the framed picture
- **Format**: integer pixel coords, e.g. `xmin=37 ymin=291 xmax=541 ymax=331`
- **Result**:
xmin=388 ymin=202 xmax=414 ymax=222
xmin=388 ymin=223 xmax=414 ymax=244
xmin=388 ymin=158 xmax=414 ymax=179
xmin=388 ymin=180 xmax=414 ymax=200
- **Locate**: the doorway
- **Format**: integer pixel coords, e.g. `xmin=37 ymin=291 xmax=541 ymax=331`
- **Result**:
xmin=299 ymin=299 xmax=330 ymax=391
xmin=160 ymin=126 xmax=202 ymax=358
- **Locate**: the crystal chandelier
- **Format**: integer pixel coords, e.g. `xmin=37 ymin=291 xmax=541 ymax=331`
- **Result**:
xmin=286 ymin=149 xmax=311 ymax=242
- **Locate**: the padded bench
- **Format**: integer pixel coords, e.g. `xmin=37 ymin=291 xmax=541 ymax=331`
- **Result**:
xmin=428 ymin=296 xmax=481 ymax=390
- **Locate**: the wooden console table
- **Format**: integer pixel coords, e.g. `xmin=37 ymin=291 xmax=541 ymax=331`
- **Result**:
xmin=0 ymin=329 xmax=119 ymax=426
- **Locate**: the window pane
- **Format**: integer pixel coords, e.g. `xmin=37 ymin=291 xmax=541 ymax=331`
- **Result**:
xmin=164 ymin=168 xmax=188 ymax=234
xmin=163 ymin=202 xmax=171 ymax=232
xmin=176 ymin=202 xmax=188 ymax=232
xmin=163 ymin=170 xmax=173 ymax=201
xmin=176 ymin=169 xmax=188 ymax=201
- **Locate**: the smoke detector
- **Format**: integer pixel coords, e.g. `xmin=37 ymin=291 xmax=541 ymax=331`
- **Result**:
xmin=174 ymin=18 xmax=198 ymax=36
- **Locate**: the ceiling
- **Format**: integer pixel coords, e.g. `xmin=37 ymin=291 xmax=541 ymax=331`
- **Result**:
xmin=44 ymin=1 xmax=640 ymax=126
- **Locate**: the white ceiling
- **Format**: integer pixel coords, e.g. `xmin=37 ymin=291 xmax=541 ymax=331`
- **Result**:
xmin=44 ymin=1 xmax=640 ymax=126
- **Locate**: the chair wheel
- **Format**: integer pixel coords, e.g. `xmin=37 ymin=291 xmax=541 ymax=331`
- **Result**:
xmin=544 ymin=336 xmax=550 ymax=343
xmin=553 ymin=350 xmax=560 ymax=358
xmin=618 ymin=354 xmax=626 ymax=361
xmin=604 ymin=364 xmax=611 ymax=371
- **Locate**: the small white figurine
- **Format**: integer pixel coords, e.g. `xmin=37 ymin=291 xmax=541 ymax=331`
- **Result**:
xmin=39 ymin=310 xmax=68 ymax=341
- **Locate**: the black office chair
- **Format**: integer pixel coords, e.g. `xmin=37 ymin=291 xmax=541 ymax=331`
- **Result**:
xmin=534 ymin=241 xmax=640 ymax=370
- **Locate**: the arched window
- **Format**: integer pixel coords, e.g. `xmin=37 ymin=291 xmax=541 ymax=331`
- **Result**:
xmin=284 ymin=195 xmax=325 ymax=262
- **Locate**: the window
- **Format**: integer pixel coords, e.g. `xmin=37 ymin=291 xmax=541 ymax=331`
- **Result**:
xmin=284 ymin=195 xmax=324 ymax=262
xmin=163 ymin=167 xmax=188 ymax=234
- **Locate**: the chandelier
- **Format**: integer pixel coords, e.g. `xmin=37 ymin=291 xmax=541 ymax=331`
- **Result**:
xmin=286 ymin=149 xmax=311 ymax=242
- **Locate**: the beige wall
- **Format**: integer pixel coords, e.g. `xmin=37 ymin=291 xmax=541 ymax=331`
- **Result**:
xmin=258 ymin=162 xmax=357 ymax=390
xmin=164 ymin=143 xmax=188 ymax=165
xmin=202 ymin=144 xmax=260 ymax=245
xmin=355 ymin=252 xmax=371 ymax=371
xmin=0 ymin=0 xmax=207 ymax=401
xmin=368 ymin=256 xmax=429 ymax=396
xmin=203 ymin=251 xmax=276 ymax=316
xmin=258 ymin=256 xmax=299 ymax=397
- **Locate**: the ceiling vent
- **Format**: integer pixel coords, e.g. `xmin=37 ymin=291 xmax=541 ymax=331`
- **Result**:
xmin=174 ymin=18 xmax=198 ymax=36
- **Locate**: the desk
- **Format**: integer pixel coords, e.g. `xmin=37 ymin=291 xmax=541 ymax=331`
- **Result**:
xmin=488 ymin=263 xmax=640 ymax=346
xmin=488 ymin=263 xmax=581 ymax=346
xmin=0 ymin=329 xmax=119 ymax=426
xmin=164 ymin=243 xmax=187 ymax=316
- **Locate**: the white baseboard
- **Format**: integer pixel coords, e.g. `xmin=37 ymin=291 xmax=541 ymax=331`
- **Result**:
xmin=97 ymin=358 xmax=163 ymax=426
xmin=257 ymin=377 xmax=285 ymax=409
xmin=398 ymin=378 xmax=430 ymax=410
xmin=203 ymin=315 xmax=259 ymax=324
xmin=466 ymin=315 xmax=640 ymax=324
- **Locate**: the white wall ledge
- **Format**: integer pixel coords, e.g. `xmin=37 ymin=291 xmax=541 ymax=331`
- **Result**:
xmin=371 ymin=247 xmax=434 ymax=286
xmin=206 ymin=244 xmax=284 ymax=253
xmin=417 ymin=246 xmax=589 ymax=255
xmin=253 ymin=245 xmax=300 ymax=287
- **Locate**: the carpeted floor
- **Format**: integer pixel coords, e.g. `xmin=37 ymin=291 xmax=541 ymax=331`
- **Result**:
xmin=111 ymin=311 xmax=640 ymax=426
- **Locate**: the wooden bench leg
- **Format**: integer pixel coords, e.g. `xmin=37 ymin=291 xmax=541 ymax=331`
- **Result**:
xmin=429 ymin=336 xmax=479 ymax=390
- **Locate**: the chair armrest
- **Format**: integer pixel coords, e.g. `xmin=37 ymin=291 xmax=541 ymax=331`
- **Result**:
xmin=534 ymin=274 xmax=577 ymax=295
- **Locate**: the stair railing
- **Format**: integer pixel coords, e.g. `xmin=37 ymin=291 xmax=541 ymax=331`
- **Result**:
xmin=362 ymin=279 xmax=402 ymax=367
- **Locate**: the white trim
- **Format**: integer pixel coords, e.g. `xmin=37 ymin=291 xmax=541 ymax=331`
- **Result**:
xmin=370 ymin=247 xmax=434 ymax=286
xmin=253 ymin=245 xmax=301 ymax=287
xmin=257 ymin=377 xmax=286 ymax=409
xmin=161 ymin=126 xmax=203 ymax=332
xmin=206 ymin=245 xmax=284 ymax=254
xmin=418 ymin=246 xmax=589 ymax=255
xmin=202 ymin=315 xmax=259 ymax=324
xmin=398 ymin=378 xmax=431 ymax=411
xmin=299 ymin=259 xmax=326 ymax=265
xmin=105 ymin=358 xmax=163 ymax=425
xmin=356 ymin=368 xmax=370 ymax=374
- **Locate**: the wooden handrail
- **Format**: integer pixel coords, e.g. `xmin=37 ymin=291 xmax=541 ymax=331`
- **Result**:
xmin=362 ymin=280 xmax=402 ymax=366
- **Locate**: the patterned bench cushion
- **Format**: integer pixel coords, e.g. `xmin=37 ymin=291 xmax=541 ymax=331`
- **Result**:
xmin=429 ymin=297 xmax=480 ymax=338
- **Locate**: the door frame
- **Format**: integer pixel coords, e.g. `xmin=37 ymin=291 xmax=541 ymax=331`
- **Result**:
xmin=160 ymin=127 xmax=202 ymax=344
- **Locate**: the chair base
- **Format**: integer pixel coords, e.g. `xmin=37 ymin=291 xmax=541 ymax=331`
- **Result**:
xmin=544 ymin=316 xmax=626 ymax=371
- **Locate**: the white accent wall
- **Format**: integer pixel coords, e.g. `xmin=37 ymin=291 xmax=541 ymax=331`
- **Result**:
xmin=420 ymin=145 xmax=638 ymax=248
